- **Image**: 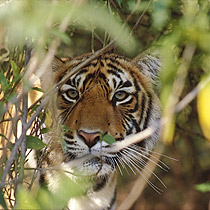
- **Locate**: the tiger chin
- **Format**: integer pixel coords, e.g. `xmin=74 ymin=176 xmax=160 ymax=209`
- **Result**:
xmin=39 ymin=51 xmax=161 ymax=210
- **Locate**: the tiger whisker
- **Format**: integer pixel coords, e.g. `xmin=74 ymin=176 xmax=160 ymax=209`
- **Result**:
xmin=129 ymin=145 xmax=171 ymax=172
xmin=122 ymin=150 xmax=167 ymax=188
xmin=126 ymin=146 xmax=169 ymax=172
xmin=113 ymin=155 xmax=124 ymax=176
xmin=120 ymin=153 xmax=163 ymax=194
xmin=130 ymin=144 xmax=178 ymax=162
xmin=118 ymin=152 xmax=136 ymax=176
xmin=110 ymin=152 xmax=133 ymax=176
xmin=116 ymin=153 xmax=131 ymax=176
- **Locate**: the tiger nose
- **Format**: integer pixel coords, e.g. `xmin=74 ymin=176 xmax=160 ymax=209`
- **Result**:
xmin=78 ymin=130 xmax=101 ymax=148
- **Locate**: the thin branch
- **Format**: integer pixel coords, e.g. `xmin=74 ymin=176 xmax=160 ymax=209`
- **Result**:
xmin=132 ymin=0 xmax=152 ymax=32
xmin=175 ymin=74 xmax=210 ymax=113
xmin=0 ymin=97 xmax=47 ymax=190
xmin=160 ymin=44 xmax=196 ymax=138
xmin=106 ymin=127 xmax=155 ymax=153
xmin=18 ymin=93 xmax=28 ymax=186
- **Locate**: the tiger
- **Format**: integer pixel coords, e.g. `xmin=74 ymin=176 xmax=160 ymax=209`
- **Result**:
xmin=38 ymin=50 xmax=161 ymax=210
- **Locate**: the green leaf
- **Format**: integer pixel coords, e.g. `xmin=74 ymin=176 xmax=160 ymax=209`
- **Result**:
xmin=61 ymin=125 xmax=70 ymax=133
xmin=26 ymin=135 xmax=46 ymax=150
xmin=41 ymin=128 xmax=49 ymax=134
xmin=195 ymin=182 xmax=210 ymax=193
xmin=60 ymin=138 xmax=67 ymax=153
xmin=0 ymin=133 xmax=8 ymax=140
xmin=0 ymin=190 xmax=7 ymax=210
xmin=28 ymin=105 xmax=39 ymax=116
xmin=0 ymin=71 xmax=8 ymax=91
xmin=32 ymin=87 xmax=44 ymax=93
xmin=101 ymin=134 xmax=116 ymax=146
xmin=10 ymin=59 xmax=20 ymax=77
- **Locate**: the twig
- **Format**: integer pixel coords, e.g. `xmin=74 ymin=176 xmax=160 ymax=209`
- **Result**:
xmin=160 ymin=44 xmax=196 ymax=139
xmin=18 ymin=93 xmax=28 ymax=187
xmin=106 ymin=126 xmax=155 ymax=153
xmin=18 ymin=46 xmax=31 ymax=188
xmin=0 ymin=97 xmax=48 ymax=189
xmin=132 ymin=0 xmax=152 ymax=32
xmin=176 ymin=124 xmax=207 ymax=140
xmin=175 ymin=74 xmax=210 ymax=113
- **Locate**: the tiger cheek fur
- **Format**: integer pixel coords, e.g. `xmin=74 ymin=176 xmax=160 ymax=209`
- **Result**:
xmin=40 ymin=52 xmax=161 ymax=210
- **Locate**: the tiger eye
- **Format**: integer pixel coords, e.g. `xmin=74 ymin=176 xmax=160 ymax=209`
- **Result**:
xmin=114 ymin=91 xmax=128 ymax=101
xmin=67 ymin=89 xmax=79 ymax=100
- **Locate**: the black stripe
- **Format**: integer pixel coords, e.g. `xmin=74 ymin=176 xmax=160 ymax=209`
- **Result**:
xmin=82 ymin=73 xmax=95 ymax=91
xmin=93 ymin=175 xmax=108 ymax=192
xmin=120 ymin=97 xmax=133 ymax=106
xmin=122 ymin=80 xmax=132 ymax=88
xmin=63 ymin=152 xmax=76 ymax=162
xmin=66 ymin=79 xmax=75 ymax=87
xmin=140 ymin=92 xmax=145 ymax=124
xmin=70 ymin=69 xmax=87 ymax=87
xmin=107 ymin=57 xmax=126 ymax=71
xmin=143 ymin=94 xmax=152 ymax=129
xmin=107 ymin=69 xmax=122 ymax=78
xmin=60 ymin=95 xmax=74 ymax=104
xmin=75 ymin=69 xmax=88 ymax=77
xmin=99 ymin=72 xmax=106 ymax=80
xmin=66 ymin=146 xmax=78 ymax=150
xmin=131 ymin=118 xmax=141 ymax=132
xmin=126 ymin=93 xmax=139 ymax=113
xmin=76 ymin=77 xmax=81 ymax=87
xmin=112 ymin=78 xmax=117 ymax=89
xmin=64 ymin=133 xmax=74 ymax=139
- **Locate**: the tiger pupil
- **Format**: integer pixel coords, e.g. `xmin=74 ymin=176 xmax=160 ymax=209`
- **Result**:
xmin=115 ymin=91 xmax=127 ymax=100
xmin=68 ymin=89 xmax=78 ymax=99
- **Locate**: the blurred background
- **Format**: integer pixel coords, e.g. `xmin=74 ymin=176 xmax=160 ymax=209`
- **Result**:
xmin=0 ymin=0 xmax=210 ymax=209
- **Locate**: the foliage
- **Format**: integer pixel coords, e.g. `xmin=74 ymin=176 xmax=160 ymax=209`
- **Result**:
xmin=195 ymin=182 xmax=210 ymax=193
xmin=0 ymin=0 xmax=210 ymax=209
xmin=100 ymin=133 xmax=116 ymax=146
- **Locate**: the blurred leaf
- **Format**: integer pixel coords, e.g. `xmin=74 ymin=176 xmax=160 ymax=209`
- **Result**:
xmin=161 ymin=116 xmax=175 ymax=144
xmin=26 ymin=135 xmax=46 ymax=150
xmin=0 ymin=133 xmax=8 ymax=140
xmin=61 ymin=138 xmax=67 ymax=153
xmin=195 ymin=182 xmax=210 ymax=193
xmin=61 ymin=125 xmax=70 ymax=133
xmin=10 ymin=59 xmax=20 ymax=77
xmin=152 ymin=0 xmax=172 ymax=30
xmin=0 ymin=190 xmax=7 ymax=210
xmin=51 ymin=29 xmax=71 ymax=45
xmin=16 ymin=187 xmax=40 ymax=209
xmin=41 ymin=128 xmax=49 ymax=134
xmin=197 ymin=78 xmax=210 ymax=142
xmin=0 ymin=1 xmax=137 ymax=53
xmin=7 ymin=142 xmax=15 ymax=151
xmin=32 ymin=87 xmax=44 ymax=93
xmin=45 ymin=110 xmax=53 ymax=127
xmin=28 ymin=105 xmax=39 ymax=116
xmin=101 ymin=134 xmax=116 ymax=146
xmin=0 ymin=71 xmax=8 ymax=91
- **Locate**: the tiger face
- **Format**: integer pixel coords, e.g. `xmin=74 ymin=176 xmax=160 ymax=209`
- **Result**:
xmin=41 ymin=52 xmax=161 ymax=177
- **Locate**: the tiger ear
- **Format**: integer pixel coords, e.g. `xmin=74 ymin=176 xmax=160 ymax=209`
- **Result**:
xmin=40 ymin=57 xmax=65 ymax=92
xmin=132 ymin=49 xmax=162 ymax=86
xmin=52 ymin=56 xmax=65 ymax=72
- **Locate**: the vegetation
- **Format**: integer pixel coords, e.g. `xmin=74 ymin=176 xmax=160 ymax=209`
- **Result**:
xmin=0 ymin=0 xmax=210 ymax=209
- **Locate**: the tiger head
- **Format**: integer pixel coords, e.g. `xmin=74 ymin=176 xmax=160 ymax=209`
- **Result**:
xmin=41 ymin=52 xmax=161 ymax=177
